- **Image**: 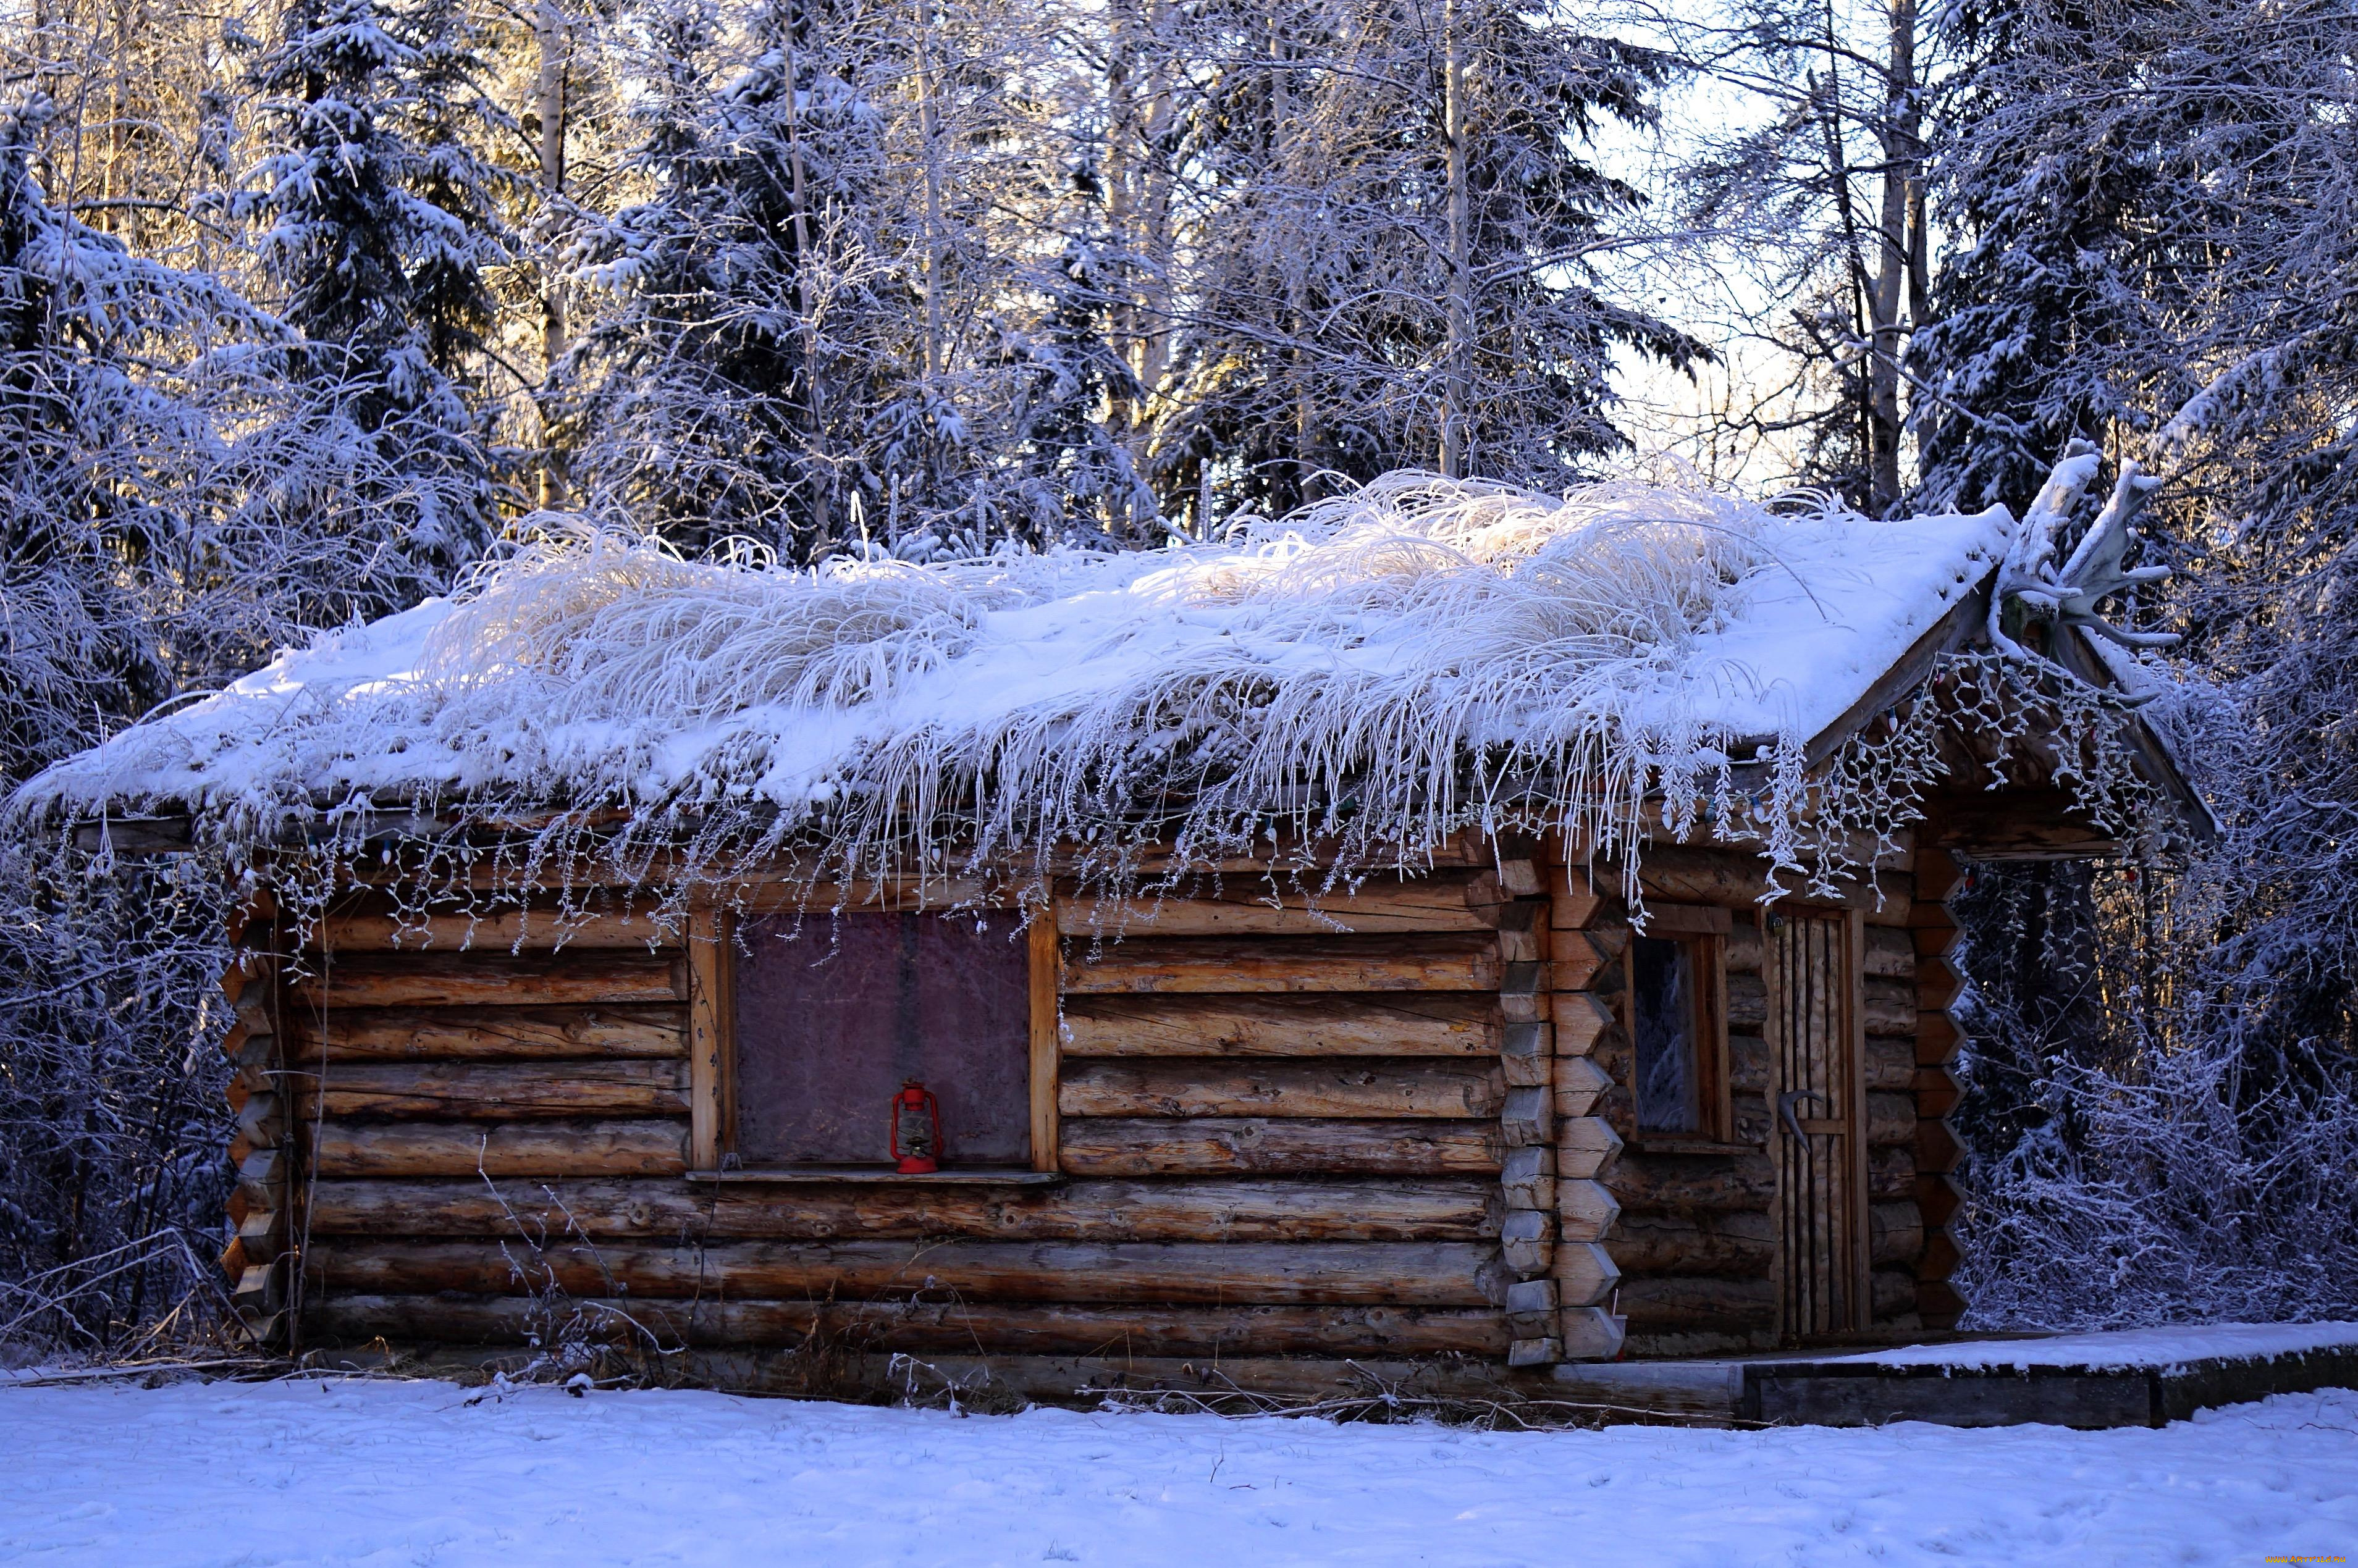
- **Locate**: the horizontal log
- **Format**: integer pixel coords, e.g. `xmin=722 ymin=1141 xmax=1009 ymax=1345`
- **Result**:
xmin=1864 ymin=978 xmax=1917 ymax=1036
xmin=1558 ymin=1116 xmax=1622 ymax=1180
xmin=1918 ymin=954 xmax=1964 ymax=1012
xmin=1501 ymin=1088 xmax=1552 ymax=1147
xmin=1866 ymin=1035 xmax=1916 ymax=1090
xmin=1060 ymin=934 xmax=1501 ymax=994
xmin=1918 ymin=1010 xmax=1963 ymax=1065
xmin=1914 ymin=1065 xmax=1961 ymax=1121
xmin=1605 ymin=1210 xmax=1774 ymax=1276
xmin=1921 ymin=785 xmax=2124 ymax=858
xmin=1866 ymin=1091 xmax=1917 ymax=1147
xmin=1058 ymin=1060 xmax=1502 ymax=1120
xmin=1058 ymin=879 xmax=1493 ymax=937
xmin=1727 ymin=919 xmax=1761 ymax=975
xmin=1500 ymin=1146 xmax=1554 ymax=1212
xmin=1058 ymin=1117 xmax=1499 ymax=1176
xmin=1058 ymin=993 xmax=1496 ymax=1059
xmin=308 ymin=1118 xmax=687 ymax=1178
xmin=1872 ymin=1141 xmax=1917 ymax=1197
xmin=1547 ymin=865 xmax=1605 ymax=931
xmin=287 ymin=1005 xmax=687 ymax=1063
xmin=1629 ymin=903 xmax=1730 ymax=937
xmin=1919 ymin=1228 xmax=1963 ymax=1285
xmin=1866 ymin=924 xmax=1916 ymax=979
xmin=1916 ymin=1170 xmax=1962 ymax=1231
xmin=1728 ymin=975 xmax=1764 ymax=1032
xmin=1915 ymin=1117 xmax=1962 ymax=1178
xmin=1501 ymin=1021 xmax=1551 ymax=1087
xmin=1552 ymin=1056 xmax=1611 ymax=1119
xmin=1551 ymin=992 xmax=1612 ymax=1056
xmin=306 ymin=1239 xmax=1498 ymax=1306
xmin=1871 ymin=1199 xmax=1924 ymax=1267
xmin=234 ymin=1092 xmax=285 ymax=1150
xmin=1615 ymin=1273 xmax=1776 ymax=1332
xmin=1606 ymin=1150 xmax=1776 ymax=1214
xmin=303 ymin=1176 xmax=1501 ymax=1243
xmin=292 ymin=1061 xmax=689 ymax=1120
xmin=1549 ymin=931 xmax=1607 ymax=991
xmin=290 ymin=953 xmax=686 ymax=1009
xmin=1500 ymin=1210 xmax=1551 ymax=1275
xmin=1559 ymin=1304 xmax=1625 ymax=1361
xmin=1872 ymin=1265 xmax=1918 ymax=1321
xmin=313 ymin=908 xmax=673 ymax=954
xmin=1728 ymin=1033 xmax=1769 ymax=1093
xmin=306 ymin=1294 xmax=1510 ymax=1357
xmin=1551 ymin=1242 xmax=1618 ymax=1307
xmin=1556 ymin=1178 xmax=1620 ymax=1243
xmin=1623 ymin=846 xmax=1912 ymax=924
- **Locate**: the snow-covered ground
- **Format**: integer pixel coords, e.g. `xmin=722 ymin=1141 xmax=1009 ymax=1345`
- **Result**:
xmin=2 ymin=1378 xmax=2353 ymax=1566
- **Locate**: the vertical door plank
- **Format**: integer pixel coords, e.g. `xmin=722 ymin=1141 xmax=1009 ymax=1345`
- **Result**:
xmin=1845 ymin=908 xmax=1871 ymax=1332
xmin=1029 ymin=907 xmax=1061 ymax=1173
xmin=688 ymin=907 xmax=730 ymax=1169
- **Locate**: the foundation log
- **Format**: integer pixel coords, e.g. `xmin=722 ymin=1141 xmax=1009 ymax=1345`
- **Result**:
xmin=306 ymin=1294 xmax=1511 ymax=1356
xmin=306 ymin=1238 xmax=1501 ymax=1306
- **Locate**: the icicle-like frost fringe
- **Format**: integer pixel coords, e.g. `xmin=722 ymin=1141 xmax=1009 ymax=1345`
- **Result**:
xmin=15 ymin=471 xmax=2163 ymax=961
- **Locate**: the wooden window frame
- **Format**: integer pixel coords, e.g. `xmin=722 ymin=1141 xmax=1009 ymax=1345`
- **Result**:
xmin=1623 ymin=902 xmax=1732 ymax=1150
xmin=686 ymin=896 xmax=1061 ymax=1180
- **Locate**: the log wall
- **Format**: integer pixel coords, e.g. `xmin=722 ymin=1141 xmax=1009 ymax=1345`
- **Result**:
xmin=264 ymin=852 xmax=1531 ymax=1373
xmin=222 ymin=831 xmax=1960 ymax=1377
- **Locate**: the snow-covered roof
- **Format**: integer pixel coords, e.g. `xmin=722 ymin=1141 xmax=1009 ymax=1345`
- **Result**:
xmin=23 ymin=466 xmax=2103 ymax=891
xmin=18 ymin=474 xmax=2016 ymax=844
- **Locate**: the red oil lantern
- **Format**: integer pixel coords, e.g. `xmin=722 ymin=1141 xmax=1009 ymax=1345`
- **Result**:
xmin=890 ymin=1079 xmax=943 ymax=1174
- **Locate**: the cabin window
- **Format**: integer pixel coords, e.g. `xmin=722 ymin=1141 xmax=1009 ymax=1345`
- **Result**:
xmin=728 ymin=910 xmax=1042 ymax=1169
xmin=1625 ymin=914 xmax=1729 ymax=1142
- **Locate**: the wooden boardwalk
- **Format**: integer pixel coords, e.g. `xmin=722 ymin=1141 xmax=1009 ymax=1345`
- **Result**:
xmin=1552 ymin=1322 xmax=2358 ymax=1428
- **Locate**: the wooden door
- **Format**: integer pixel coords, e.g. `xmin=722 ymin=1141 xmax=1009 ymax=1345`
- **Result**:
xmin=1766 ymin=907 xmax=1869 ymax=1340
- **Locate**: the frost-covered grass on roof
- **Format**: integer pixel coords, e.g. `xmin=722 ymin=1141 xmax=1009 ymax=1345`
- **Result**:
xmin=16 ymin=464 xmax=2123 ymax=913
xmin=410 ymin=469 xmax=1790 ymax=858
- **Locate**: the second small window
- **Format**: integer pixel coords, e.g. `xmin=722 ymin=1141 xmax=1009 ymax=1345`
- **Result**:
xmin=1627 ymin=917 xmax=1729 ymax=1141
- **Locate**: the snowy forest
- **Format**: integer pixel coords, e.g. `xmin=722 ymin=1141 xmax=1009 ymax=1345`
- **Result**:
xmin=2 ymin=0 xmax=2355 ymax=1357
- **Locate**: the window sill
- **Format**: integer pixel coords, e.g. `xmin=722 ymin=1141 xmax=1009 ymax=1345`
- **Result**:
xmin=685 ymin=1166 xmax=1064 ymax=1186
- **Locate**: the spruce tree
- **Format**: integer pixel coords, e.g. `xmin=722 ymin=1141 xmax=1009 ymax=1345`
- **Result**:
xmin=566 ymin=0 xmax=1110 ymax=560
xmin=229 ymin=0 xmax=510 ymax=619
xmin=1153 ymin=0 xmax=1698 ymax=521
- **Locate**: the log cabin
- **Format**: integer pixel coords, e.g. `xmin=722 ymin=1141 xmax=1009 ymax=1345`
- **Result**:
xmin=20 ymin=461 xmax=2207 ymax=1404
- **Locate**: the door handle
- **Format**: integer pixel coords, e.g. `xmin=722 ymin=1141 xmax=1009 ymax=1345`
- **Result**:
xmin=1777 ymin=1089 xmax=1829 ymax=1142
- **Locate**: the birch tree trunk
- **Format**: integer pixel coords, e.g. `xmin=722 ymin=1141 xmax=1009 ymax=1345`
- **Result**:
xmin=536 ymin=0 xmax=570 ymax=504
xmin=1440 ymin=0 xmax=1472 ymax=479
xmin=1866 ymin=0 xmax=1919 ymax=513
xmin=779 ymin=8 xmax=830 ymax=543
